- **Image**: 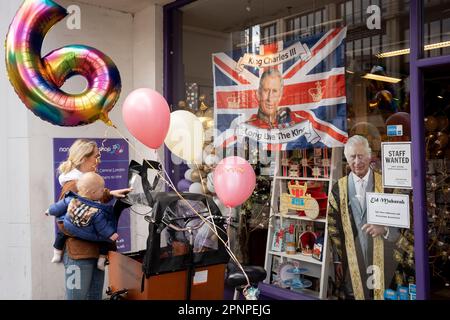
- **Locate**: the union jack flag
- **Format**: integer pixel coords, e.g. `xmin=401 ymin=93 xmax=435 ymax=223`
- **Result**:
xmin=213 ymin=27 xmax=348 ymax=151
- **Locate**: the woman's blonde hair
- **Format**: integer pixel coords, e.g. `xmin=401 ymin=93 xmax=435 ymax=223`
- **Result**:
xmin=57 ymin=139 xmax=98 ymax=174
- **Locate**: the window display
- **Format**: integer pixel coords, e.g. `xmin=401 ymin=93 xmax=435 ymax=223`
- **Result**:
xmin=169 ymin=0 xmax=425 ymax=300
xmin=265 ymin=148 xmax=334 ymax=299
xmin=328 ymin=135 xmax=407 ymax=300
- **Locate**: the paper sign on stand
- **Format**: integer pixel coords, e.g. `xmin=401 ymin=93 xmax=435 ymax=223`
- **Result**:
xmin=367 ymin=193 xmax=410 ymax=229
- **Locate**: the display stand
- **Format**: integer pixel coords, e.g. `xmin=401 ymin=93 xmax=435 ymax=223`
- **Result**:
xmin=263 ymin=148 xmax=341 ymax=299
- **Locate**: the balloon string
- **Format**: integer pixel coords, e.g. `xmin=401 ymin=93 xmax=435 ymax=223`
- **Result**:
xmin=194 ymin=162 xmax=218 ymax=236
xmin=110 ymin=124 xmax=251 ymax=291
xmin=157 ymin=160 xmax=249 ymax=292
xmin=226 ymin=206 xmax=250 ymax=291
xmin=158 ymin=159 xmax=178 ymax=194
xmin=100 ymin=127 xmax=109 ymax=153
xmin=227 ymin=207 xmax=232 ymax=248
xmin=158 ymin=161 xmax=228 ymax=236
xmin=110 ymin=124 xmax=176 ymax=191
xmin=188 ymin=164 xmax=248 ymax=291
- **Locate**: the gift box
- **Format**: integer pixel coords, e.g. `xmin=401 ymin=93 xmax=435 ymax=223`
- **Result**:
xmin=312 ymin=234 xmax=324 ymax=261
xmin=397 ymin=286 xmax=409 ymax=300
xmin=384 ymin=289 xmax=398 ymax=300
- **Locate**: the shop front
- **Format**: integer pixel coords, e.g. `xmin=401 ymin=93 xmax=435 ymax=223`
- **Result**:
xmin=163 ymin=0 xmax=450 ymax=300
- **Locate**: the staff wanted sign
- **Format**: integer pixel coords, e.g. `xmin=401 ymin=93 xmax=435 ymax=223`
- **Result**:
xmin=381 ymin=142 xmax=412 ymax=189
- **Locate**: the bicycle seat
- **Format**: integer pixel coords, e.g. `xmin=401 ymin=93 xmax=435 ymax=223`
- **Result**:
xmin=226 ymin=262 xmax=266 ymax=289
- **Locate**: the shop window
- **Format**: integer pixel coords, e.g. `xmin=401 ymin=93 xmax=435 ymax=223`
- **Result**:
xmin=170 ymin=0 xmax=415 ymax=300
xmin=261 ymin=23 xmax=277 ymax=45
xmin=424 ymin=0 xmax=450 ymax=57
xmin=285 ymin=8 xmax=326 ymax=42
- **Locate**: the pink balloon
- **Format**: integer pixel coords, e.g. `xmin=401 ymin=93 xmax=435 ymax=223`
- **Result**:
xmin=213 ymin=156 xmax=256 ymax=208
xmin=122 ymin=88 xmax=170 ymax=149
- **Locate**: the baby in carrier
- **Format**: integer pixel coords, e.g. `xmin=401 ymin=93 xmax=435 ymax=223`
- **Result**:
xmin=47 ymin=172 xmax=120 ymax=270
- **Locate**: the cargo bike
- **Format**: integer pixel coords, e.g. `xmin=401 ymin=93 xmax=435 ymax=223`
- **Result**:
xmin=106 ymin=160 xmax=230 ymax=300
xmin=107 ymin=160 xmax=266 ymax=300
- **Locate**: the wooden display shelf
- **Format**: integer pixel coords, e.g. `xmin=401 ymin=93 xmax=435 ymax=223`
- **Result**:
xmin=258 ymin=282 xmax=320 ymax=300
xmin=274 ymin=176 xmax=331 ymax=182
xmin=273 ymin=213 xmax=327 ymax=223
xmin=268 ymin=250 xmax=323 ymax=265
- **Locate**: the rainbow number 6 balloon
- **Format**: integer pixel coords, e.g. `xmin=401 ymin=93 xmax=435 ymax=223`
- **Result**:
xmin=5 ymin=0 xmax=121 ymax=126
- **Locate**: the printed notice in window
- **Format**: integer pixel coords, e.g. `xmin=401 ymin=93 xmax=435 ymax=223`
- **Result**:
xmin=381 ymin=142 xmax=412 ymax=189
xmin=366 ymin=193 xmax=410 ymax=229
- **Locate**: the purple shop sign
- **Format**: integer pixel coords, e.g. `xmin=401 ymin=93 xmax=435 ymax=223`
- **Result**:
xmin=53 ymin=138 xmax=130 ymax=252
